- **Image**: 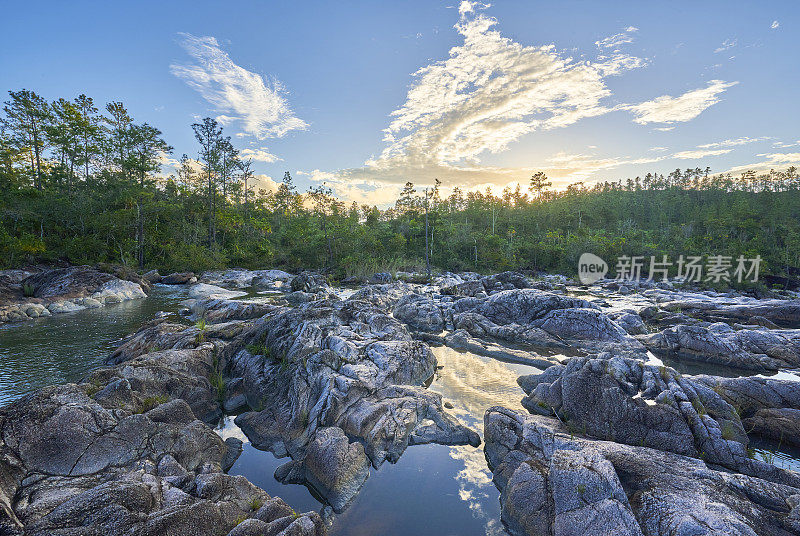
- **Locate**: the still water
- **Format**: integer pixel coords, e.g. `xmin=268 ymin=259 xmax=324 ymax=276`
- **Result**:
xmin=2 ymin=289 xmax=800 ymax=535
xmin=222 ymin=346 xmax=538 ymax=536
xmin=0 ymin=284 xmax=188 ymax=406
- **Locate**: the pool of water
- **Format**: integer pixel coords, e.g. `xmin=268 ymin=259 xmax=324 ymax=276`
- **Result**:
xmin=220 ymin=346 xmax=540 ymax=535
xmin=0 ymin=284 xmax=189 ymax=406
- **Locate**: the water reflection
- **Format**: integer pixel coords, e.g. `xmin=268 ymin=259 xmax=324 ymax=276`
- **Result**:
xmin=218 ymin=346 xmax=538 ymax=535
xmin=0 ymin=285 xmax=188 ymax=406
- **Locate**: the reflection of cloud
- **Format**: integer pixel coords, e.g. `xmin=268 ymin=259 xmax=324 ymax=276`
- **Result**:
xmin=428 ymin=345 xmax=532 ymax=535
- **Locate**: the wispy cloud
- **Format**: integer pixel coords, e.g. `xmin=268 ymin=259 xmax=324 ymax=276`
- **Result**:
xmin=626 ymin=79 xmax=738 ymax=124
xmin=725 ymin=152 xmax=800 ymax=174
xmin=771 ymin=20 xmax=780 ymax=29
xmin=332 ymin=2 xmax=647 ymax=188
xmin=595 ymin=26 xmax=638 ymax=50
xmin=714 ymin=38 xmax=737 ymax=53
xmin=697 ymin=136 xmax=771 ymax=149
xmin=240 ymin=148 xmax=281 ymax=163
xmin=171 ymin=33 xmax=307 ymax=140
xmin=672 ymin=148 xmax=732 ymax=159
xmin=773 ymin=140 xmax=800 ymax=149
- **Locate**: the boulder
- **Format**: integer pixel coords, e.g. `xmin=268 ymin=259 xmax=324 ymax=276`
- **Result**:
xmin=642 ymin=323 xmax=800 ymax=371
xmin=485 ymin=407 xmax=800 ymax=536
xmin=162 ymin=272 xmax=197 ymax=285
xmin=392 ymin=294 xmax=445 ymax=332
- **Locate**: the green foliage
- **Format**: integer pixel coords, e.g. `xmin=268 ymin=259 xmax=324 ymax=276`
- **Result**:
xmin=248 ymin=497 xmax=264 ymax=511
xmin=22 ymin=282 xmax=35 ymax=297
xmin=2 ymin=90 xmax=800 ymax=284
xmin=135 ymin=395 xmax=168 ymax=414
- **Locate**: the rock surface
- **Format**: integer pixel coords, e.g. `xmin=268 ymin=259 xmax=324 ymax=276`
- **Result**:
xmin=0 ymin=354 xmax=324 ymax=536
xmin=485 ymin=406 xmax=800 ymax=536
xmin=0 ymin=266 xmax=146 ymax=325
xmin=642 ymin=323 xmax=800 ymax=370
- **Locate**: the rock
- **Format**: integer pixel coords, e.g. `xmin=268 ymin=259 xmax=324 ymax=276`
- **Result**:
xmin=517 ymin=356 xmax=800 ymax=488
xmin=693 ymin=374 xmax=800 ymax=446
xmin=22 ymin=265 xmax=113 ymax=299
xmin=199 ymin=269 xmax=293 ymax=290
xmin=608 ymin=311 xmax=648 ymax=335
xmin=0 ymin=362 xmax=323 ymax=536
xmin=480 ymin=271 xmax=532 ymax=292
xmin=442 ymin=329 xmax=556 ymax=369
xmin=369 ymin=272 xmax=392 ymax=284
xmin=222 ymin=438 xmax=243 ymax=472
xmin=191 ymin=298 xmax=280 ymax=324
xmin=290 ymin=271 xmax=329 ymax=293
xmin=448 ymin=289 xmax=646 ymax=357
xmin=485 ymin=407 xmax=800 ymax=536
xmin=441 ymin=279 xmax=486 ymax=297
xmin=649 ymin=289 xmax=800 ymax=328
xmin=392 ymin=294 xmax=445 ymax=332
xmin=162 ymin=272 xmax=197 ymax=285
xmin=223 ymin=297 xmax=479 ymax=507
xmin=642 ymin=323 xmax=800 ymax=370
xmin=142 ymin=269 xmax=162 ymax=283
xmin=0 ymin=266 xmax=146 ymax=325
xmin=280 ymin=427 xmax=370 ymax=513
xmin=188 ymin=283 xmax=248 ymax=300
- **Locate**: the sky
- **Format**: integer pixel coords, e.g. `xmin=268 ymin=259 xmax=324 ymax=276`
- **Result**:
xmin=2 ymin=0 xmax=798 ymax=205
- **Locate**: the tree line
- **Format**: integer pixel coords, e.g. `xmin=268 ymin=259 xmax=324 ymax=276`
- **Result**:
xmin=2 ymin=89 xmax=799 ymax=284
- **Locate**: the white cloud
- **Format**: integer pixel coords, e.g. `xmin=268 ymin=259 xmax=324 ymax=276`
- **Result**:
xmin=773 ymin=140 xmax=800 ymax=149
xmin=697 ymin=136 xmax=771 ymax=149
xmin=725 ymin=152 xmax=800 ymax=174
xmin=771 ymin=20 xmax=780 ymax=29
xmin=239 ymin=148 xmax=281 ymax=163
xmin=595 ymin=27 xmax=637 ymax=50
xmin=714 ymin=38 xmax=737 ymax=53
xmin=627 ymin=79 xmax=738 ymax=124
xmin=171 ymin=33 xmax=307 ymax=140
xmin=649 ymin=146 xmax=668 ymax=152
xmin=654 ymin=126 xmax=675 ymax=131
xmin=671 ymin=148 xmax=732 ymax=159
xmin=250 ymin=174 xmax=280 ymax=193
xmin=335 ymin=6 xmax=647 ymax=189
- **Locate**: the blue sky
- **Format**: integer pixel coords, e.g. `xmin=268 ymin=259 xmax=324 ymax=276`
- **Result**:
xmin=2 ymin=1 xmax=798 ymax=205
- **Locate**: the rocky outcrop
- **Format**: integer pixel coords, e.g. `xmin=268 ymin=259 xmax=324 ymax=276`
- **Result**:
xmin=199 ymin=269 xmax=293 ymax=290
xmin=517 ymin=356 xmax=800 ymax=486
xmin=188 ymin=283 xmax=248 ymax=300
xmin=647 ymin=289 xmax=800 ymax=328
xmin=484 ymin=407 xmax=800 ymax=536
xmin=0 ymin=266 xmax=147 ymax=325
xmin=392 ymin=293 xmax=445 ymax=332
xmin=190 ymin=297 xmax=281 ymax=323
xmin=642 ymin=323 xmax=800 ymax=371
xmin=693 ymin=374 xmax=800 ymax=446
xmin=107 ymin=318 xmax=249 ymax=365
xmin=448 ymin=289 xmax=646 ymax=357
xmin=0 ymin=351 xmax=324 ymax=536
xmin=290 ymin=271 xmax=330 ymax=293
xmin=222 ymin=297 xmax=480 ymax=511
xmin=162 ymin=272 xmax=197 ymax=285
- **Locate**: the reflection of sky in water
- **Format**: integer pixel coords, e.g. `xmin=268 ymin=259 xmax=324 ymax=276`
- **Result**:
xmin=217 ymin=345 xmax=538 ymax=535
xmin=427 ymin=346 xmax=540 ymax=536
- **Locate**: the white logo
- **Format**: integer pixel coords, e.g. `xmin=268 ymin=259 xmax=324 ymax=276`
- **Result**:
xmin=578 ymin=253 xmax=608 ymax=285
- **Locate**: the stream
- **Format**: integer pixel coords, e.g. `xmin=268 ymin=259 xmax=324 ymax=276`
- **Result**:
xmin=2 ymin=287 xmax=800 ymax=533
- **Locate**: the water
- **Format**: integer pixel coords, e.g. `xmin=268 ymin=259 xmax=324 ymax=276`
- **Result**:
xmin=0 ymin=284 xmax=189 ymax=406
xmin=221 ymin=346 xmax=539 ymax=535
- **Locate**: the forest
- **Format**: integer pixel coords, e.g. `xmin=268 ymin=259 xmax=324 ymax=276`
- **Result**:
xmin=2 ymin=89 xmax=799 ymax=283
